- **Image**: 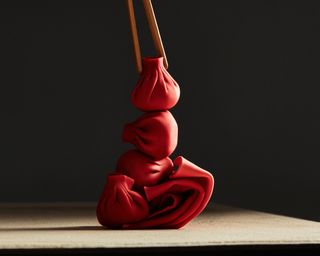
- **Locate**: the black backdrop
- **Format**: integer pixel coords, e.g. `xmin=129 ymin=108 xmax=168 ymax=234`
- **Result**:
xmin=0 ymin=0 xmax=319 ymax=221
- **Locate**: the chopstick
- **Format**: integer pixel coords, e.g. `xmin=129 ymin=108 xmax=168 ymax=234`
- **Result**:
xmin=126 ymin=0 xmax=168 ymax=73
xmin=126 ymin=0 xmax=142 ymax=73
xmin=142 ymin=0 xmax=168 ymax=70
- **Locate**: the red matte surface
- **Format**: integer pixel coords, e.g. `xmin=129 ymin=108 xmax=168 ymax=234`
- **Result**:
xmin=96 ymin=174 xmax=149 ymax=228
xmin=96 ymin=56 xmax=214 ymax=229
xmin=122 ymin=111 xmax=178 ymax=160
xmin=96 ymin=156 xmax=214 ymax=229
xmin=116 ymin=149 xmax=173 ymax=189
xmin=131 ymin=57 xmax=180 ymax=111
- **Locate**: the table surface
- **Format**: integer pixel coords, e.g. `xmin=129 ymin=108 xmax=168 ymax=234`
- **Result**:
xmin=0 ymin=203 xmax=319 ymax=254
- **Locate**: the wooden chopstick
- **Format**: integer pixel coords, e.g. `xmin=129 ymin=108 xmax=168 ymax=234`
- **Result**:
xmin=126 ymin=0 xmax=143 ymax=73
xmin=142 ymin=0 xmax=168 ymax=69
xmin=126 ymin=0 xmax=168 ymax=73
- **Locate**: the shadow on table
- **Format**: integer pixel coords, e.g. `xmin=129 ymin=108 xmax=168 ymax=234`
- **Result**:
xmin=0 ymin=205 xmax=245 ymax=232
xmin=0 ymin=226 xmax=105 ymax=231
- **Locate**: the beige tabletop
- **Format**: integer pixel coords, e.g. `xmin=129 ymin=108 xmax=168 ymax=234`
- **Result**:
xmin=0 ymin=203 xmax=319 ymax=250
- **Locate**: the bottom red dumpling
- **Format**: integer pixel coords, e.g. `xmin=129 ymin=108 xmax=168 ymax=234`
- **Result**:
xmin=96 ymin=174 xmax=149 ymax=228
xmin=96 ymin=156 xmax=214 ymax=229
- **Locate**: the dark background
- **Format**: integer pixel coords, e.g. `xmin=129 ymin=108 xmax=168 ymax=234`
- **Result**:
xmin=0 ymin=0 xmax=319 ymax=221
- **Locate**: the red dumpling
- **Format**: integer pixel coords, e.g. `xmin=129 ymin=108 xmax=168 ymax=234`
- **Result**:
xmin=122 ymin=111 xmax=178 ymax=160
xmin=96 ymin=156 xmax=214 ymax=229
xmin=116 ymin=150 xmax=173 ymax=188
xmin=131 ymin=57 xmax=180 ymax=111
xmin=96 ymin=174 xmax=149 ymax=228
xmin=127 ymin=156 xmax=214 ymax=229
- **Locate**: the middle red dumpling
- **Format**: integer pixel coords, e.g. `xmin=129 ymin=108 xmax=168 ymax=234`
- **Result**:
xmin=116 ymin=150 xmax=173 ymax=189
xmin=122 ymin=111 xmax=178 ymax=160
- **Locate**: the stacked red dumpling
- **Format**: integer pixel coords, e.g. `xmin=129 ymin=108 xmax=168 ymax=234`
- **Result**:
xmin=96 ymin=57 xmax=214 ymax=229
xmin=131 ymin=57 xmax=180 ymax=111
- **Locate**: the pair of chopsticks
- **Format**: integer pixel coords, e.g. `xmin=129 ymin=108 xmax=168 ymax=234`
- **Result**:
xmin=126 ymin=0 xmax=168 ymax=73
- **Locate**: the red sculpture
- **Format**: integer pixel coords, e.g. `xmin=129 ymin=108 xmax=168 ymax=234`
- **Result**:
xmin=131 ymin=57 xmax=180 ymax=111
xmin=122 ymin=110 xmax=178 ymax=160
xmin=96 ymin=57 xmax=214 ymax=229
xmin=116 ymin=150 xmax=173 ymax=188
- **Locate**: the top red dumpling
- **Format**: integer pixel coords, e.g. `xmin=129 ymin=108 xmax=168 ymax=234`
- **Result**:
xmin=131 ymin=57 xmax=180 ymax=111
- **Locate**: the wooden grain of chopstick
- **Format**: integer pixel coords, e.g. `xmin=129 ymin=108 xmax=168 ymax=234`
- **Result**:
xmin=126 ymin=0 xmax=168 ymax=73
xmin=126 ymin=0 xmax=143 ymax=73
xmin=142 ymin=0 xmax=168 ymax=69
